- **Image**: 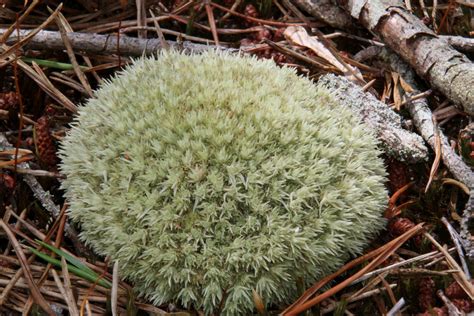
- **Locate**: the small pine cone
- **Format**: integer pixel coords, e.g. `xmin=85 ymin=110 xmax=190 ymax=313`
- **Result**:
xmin=253 ymin=28 xmax=272 ymax=42
xmin=451 ymin=299 xmax=473 ymax=313
xmin=170 ymin=0 xmax=184 ymax=10
xmin=0 ymin=258 xmax=15 ymax=269
xmin=445 ymin=281 xmax=465 ymax=299
xmin=386 ymin=158 xmax=409 ymax=194
xmin=0 ymin=92 xmax=18 ymax=110
xmin=243 ymin=4 xmax=259 ymax=26
xmin=418 ymin=277 xmax=436 ymax=311
xmin=388 ymin=217 xmax=415 ymax=237
xmin=388 ymin=217 xmax=422 ymax=246
xmin=44 ymin=104 xmax=59 ymax=117
xmin=458 ymin=123 xmax=474 ymax=167
xmin=339 ymin=51 xmax=351 ymax=59
xmin=34 ymin=116 xmax=57 ymax=167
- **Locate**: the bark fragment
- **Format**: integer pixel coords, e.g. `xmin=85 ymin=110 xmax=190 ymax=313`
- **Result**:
xmin=317 ymin=74 xmax=428 ymax=163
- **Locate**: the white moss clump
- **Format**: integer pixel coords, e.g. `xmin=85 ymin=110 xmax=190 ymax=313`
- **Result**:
xmin=59 ymin=51 xmax=387 ymax=315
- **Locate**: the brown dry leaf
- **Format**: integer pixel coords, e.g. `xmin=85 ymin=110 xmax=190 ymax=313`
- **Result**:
xmin=425 ymin=116 xmax=442 ymax=192
xmin=399 ymin=75 xmax=415 ymax=93
xmin=283 ymin=26 xmax=363 ymax=83
xmin=391 ymin=72 xmax=402 ymax=111
xmin=382 ymin=71 xmax=393 ymax=102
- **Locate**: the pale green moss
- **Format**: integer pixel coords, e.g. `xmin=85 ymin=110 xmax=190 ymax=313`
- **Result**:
xmin=59 ymin=50 xmax=387 ymax=315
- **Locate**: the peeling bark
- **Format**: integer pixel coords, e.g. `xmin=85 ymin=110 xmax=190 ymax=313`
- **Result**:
xmin=339 ymin=0 xmax=474 ymax=116
xmin=317 ymin=74 xmax=428 ymax=162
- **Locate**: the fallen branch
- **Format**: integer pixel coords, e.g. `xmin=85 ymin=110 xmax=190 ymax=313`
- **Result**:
xmin=0 ymin=28 xmax=225 ymax=57
xmin=316 ymin=74 xmax=428 ymax=163
xmin=364 ymin=46 xmax=474 ymax=259
xmin=294 ymin=0 xmax=474 ymax=116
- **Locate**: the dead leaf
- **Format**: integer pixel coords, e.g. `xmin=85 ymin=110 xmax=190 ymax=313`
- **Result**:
xmin=283 ymin=26 xmax=363 ymax=83
xmin=392 ymin=72 xmax=402 ymax=111
xmin=399 ymin=76 xmax=415 ymax=93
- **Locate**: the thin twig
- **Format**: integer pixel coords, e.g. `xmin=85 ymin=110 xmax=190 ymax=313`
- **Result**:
xmin=53 ymin=10 xmax=94 ymax=97
xmin=0 ymin=28 xmax=226 ymax=56
xmin=441 ymin=217 xmax=471 ymax=279
xmin=386 ymin=298 xmax=405 ymax=316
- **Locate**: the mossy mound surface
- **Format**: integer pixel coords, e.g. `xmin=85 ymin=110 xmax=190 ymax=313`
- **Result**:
xmin=60 ymin=51 xmax=387 ymax=315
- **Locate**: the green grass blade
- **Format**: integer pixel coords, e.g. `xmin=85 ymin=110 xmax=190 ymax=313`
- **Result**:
xmin=29 ymin=247 xmax=112 ymax=288
xmin=21 ymin=57 xmax=89 ymax=71
xmin=35 ymin=240 xmax=95 ymax=275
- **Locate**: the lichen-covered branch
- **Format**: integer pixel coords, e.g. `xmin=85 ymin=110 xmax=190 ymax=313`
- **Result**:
xmin=292 ymin=0 xmax=474 ymax=116
xmin=337 ymin=0 xmax=474 ymax=116
xmin=0 ymin=28 xmax=224 ymax=56
xmin=316 ymin=74 xmax=428 ymax=163
xmin=365 ymin=46 xmax=474 ymax=259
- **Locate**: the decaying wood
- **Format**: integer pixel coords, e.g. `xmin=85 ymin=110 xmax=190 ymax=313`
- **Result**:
xmin=0 ymin=28 xmax=224 ymax=57
xmin=316 ymin=74 xmax=428 ymax=163
xmin=294 ymin=0 xmax=474 ymax=116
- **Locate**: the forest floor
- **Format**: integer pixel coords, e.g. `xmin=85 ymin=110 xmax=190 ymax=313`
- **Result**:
xmin=0 ymin=0 xmax=474 ymax=315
